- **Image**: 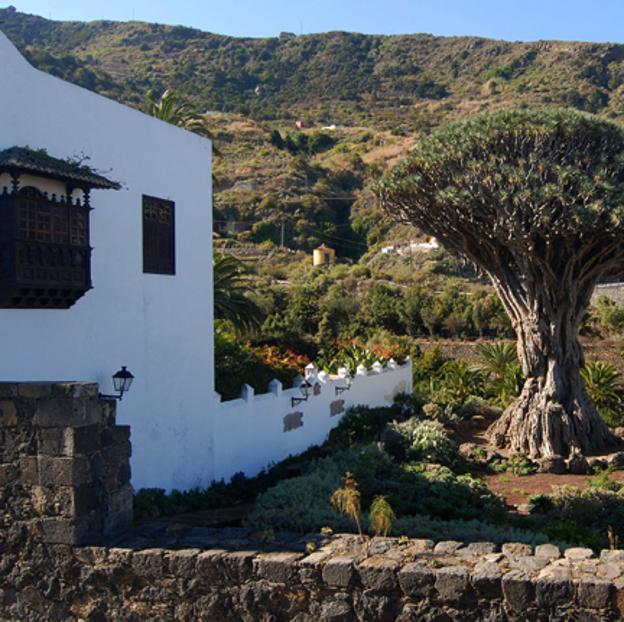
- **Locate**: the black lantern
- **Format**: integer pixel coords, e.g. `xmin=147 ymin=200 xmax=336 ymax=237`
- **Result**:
xmin=335 ymin=371 xmax=352 ymax=395
xmin=291 ymin=378 xmax=312 ymax=407
xmin=100 ymin=366 xmax=134 ymax=401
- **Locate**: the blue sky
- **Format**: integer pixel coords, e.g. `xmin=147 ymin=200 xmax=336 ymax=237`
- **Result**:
xmin=8 ymin=0 xmax=624 ymax=42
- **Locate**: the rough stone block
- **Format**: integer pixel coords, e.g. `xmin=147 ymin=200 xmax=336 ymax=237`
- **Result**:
xmin=472 ymin=561 xmax=502 ymax=599
xmin=577 ymin=580 xmax=613 ymax=610
xmin=398 ymin=562 xmax=434 ymax=597
xmin=404 ymin=539 xmax=434 ymax=557
xmin=502 ymin=570 xmax=535 ymax=612
xmin=535 ymin=543 xmax=561 ymax=560
xmin=536 ymin=576 xmax=574 ymax=606
xmin=38 ymin=428 xmax=66 ymax=456
xmin=565 ymin=547 xmax=594 ymax=561
xmin=67 ymin=425 xmax=101 ymax=456
xmin=51 ymin=382 xmax=99 ymax=399
xmin=435 ymin=565 xmax=472 ymax=603
xmin=39 ymin=516 xmax=97 ymax=545
xmin=166 ymin=549 xmax=200 ymax=577
xmin=18 ymin=383 xmax=53 ymax=399
xmin=601 ymin=550 xmax=624 ymax=563
xmin=357 ymin=556 xmax=399 ymax=591
xmin=457 ymin=541 xmax=497 ymax=558
xmin=434 ymin=540 xmax=462 ymax=555
xmin=222 ymin=550 xmax=257 ymax=582
xmin=254 ymin=551 xmax=303 ymax=583
xmin=196 ymin=549 xmax=226 ymax=582
xmin=299 ymin=549 xmax=333 ymax=584
xmin=132 ymin=548 xmax=166 ymax=579
xmin=502 ymin=543 xmax=533 ymax=558
xmin=322 ymin=556 xmax=356 ymax=588
xmin=37 ymin=456 xmax=91 ymax=486
xmin=19 ymin=456 xmax=39 ymax=484
xmin=0 ymin=401 xmax=17 ymax=427
xmin=34 ymin=399 xmax=92 ymax=428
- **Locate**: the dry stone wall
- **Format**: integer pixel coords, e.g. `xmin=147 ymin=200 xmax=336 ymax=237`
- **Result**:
xmin=3 ymin=382 xmax=624 ymax=621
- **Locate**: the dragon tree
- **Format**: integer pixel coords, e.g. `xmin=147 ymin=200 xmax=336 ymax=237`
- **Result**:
xmin=377 ymin=108 xmax=624 ymax=459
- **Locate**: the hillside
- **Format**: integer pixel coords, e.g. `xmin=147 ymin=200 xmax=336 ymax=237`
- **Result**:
xmin=3 ymin=6 xmax=624 ymax=257
xmin=2 ymin=6 xmax=624 ymax=130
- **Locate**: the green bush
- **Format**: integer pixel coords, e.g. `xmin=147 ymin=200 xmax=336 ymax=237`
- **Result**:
xmin=245 ymin=447 xmax=503 ymax=533
xmin=490 ymin=453 xmax=537 ymax=476
xmin=393 ymin=515 xmax=552 ymax=546
xmin=529 ymin=483 xmax=624 ymax=549
xmin=384 ymin=418 xmax=458 ymax=465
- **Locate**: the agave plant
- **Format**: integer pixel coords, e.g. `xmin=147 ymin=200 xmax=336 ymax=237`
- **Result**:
xmin=434 ymin=360 xmax=485 ymax=406
xmin=581 ymin=361 xmax=624 ymax=413
xmin=475 ymin=342 xmax=518 ymax=379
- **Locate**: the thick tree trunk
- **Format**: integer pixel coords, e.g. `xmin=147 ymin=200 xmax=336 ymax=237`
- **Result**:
xmin=488 ymin=286 xmax=617 ymax=458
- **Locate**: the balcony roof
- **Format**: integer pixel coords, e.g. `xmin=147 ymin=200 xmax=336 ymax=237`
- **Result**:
xmin=0 ymin=146 xmax=120 ymax=190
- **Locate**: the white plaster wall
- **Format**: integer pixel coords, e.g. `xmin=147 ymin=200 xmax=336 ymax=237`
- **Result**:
xmin=0 ymin=33 xmax=214 ymax=492
xmin=212 ymin=361 xmax=412 ymax=483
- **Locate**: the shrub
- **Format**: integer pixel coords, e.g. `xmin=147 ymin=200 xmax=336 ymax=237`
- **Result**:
xmin=245 ymin=446 xmax=504 ymax=533
xmin=490 ymin=453 xmax=537 ymax=476
xmin=528 ymin=483 xmax=624 ymax=549
xmin=392 ymin=516 xmax=552 ymax=546
xmin=385 ymin=418 xmax=458 ymax=465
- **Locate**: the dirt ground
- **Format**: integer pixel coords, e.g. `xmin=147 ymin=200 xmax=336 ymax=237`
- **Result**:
xmin=485 ymin=470 xmax=624 ymax=509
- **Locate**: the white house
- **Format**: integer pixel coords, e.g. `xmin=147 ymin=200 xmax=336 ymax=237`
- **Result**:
xmin=0 ymin=31 xmax=214 ymax=491
xmin=0 ymin=31 xmax=412 ymax=493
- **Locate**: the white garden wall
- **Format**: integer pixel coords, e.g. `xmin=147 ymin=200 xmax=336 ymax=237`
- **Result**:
xmin=212 ymin=360 xmax=412 ymax=483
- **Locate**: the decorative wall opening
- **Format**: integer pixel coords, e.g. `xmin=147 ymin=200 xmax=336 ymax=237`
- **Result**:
xmin=0 ymin=147 xmax=119 ymax=309
xmin=142 ymin=194 xmax=175 ymax=275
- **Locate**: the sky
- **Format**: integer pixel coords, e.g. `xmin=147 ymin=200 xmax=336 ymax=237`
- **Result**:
xmin=7 ymin=0 xmax=624 ymax=43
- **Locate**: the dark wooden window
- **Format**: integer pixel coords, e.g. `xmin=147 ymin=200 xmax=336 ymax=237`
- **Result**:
xmin=142 ymin=195 xmax=175 ymax=275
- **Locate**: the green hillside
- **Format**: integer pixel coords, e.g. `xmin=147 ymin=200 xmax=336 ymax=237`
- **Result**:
xmin=2 ymin=6 xmax=624 ymax=130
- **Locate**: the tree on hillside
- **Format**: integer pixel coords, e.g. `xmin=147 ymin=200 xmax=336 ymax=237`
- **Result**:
xmin=213 ymin=254 xmax=263 ymax=334
xmin=145 ymin=88 xmax=212 ymax=137
xmin=376 ymin=108 xmax=624 ymax=459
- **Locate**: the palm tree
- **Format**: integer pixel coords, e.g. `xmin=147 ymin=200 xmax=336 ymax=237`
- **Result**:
xmin=213 ymin=253 xmax=263 ymax=334
xmin=145 ymin=88 xmax=212 ymax=137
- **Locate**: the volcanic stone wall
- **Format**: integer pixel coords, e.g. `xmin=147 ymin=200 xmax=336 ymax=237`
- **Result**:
xmin=2 ymin=382 xmax=624 ymax=621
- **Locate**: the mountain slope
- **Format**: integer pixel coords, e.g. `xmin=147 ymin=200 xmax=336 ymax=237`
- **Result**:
xmin=2 ymin=6 xmax=624 ymax=131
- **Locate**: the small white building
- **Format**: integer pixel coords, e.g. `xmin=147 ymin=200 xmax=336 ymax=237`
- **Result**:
xmin=0 ymin=31 xmax=214 ymax=491
xmin=0 ymin=31 xmax=413 ymax=493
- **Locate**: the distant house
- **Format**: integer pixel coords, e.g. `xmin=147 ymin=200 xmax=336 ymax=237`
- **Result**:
xmin=279 ymin=31 xmax=296 ymax=40
xmin=295 ymin=120 xmax=308 ymax=129
xmin=313 ymin=243 xmax=336 ymax=266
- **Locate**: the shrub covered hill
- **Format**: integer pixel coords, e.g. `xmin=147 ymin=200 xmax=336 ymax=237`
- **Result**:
xmin=4 ymin=5 xmax=624 ymax=255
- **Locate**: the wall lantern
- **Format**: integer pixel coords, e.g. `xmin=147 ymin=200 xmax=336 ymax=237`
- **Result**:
xmin=100 ymin=366 xmax=134 ymax=401
xmin=335 ymin=370 xmax=352 ymax=395
xmin=291 ymin=378 xmax=312 ymax=407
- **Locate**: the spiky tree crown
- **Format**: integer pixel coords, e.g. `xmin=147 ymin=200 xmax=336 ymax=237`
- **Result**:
xmin=377 ymin=108 xmax=624 ymax=281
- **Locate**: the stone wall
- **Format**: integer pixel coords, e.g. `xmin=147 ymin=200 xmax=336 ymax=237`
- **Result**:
xmin=0 ymin=381 xmax=132 ymax=547
xmin=4 ymin=527 xmax=624 ymax=621
xmin=3 ymin=382 xmax=624 ymax=621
